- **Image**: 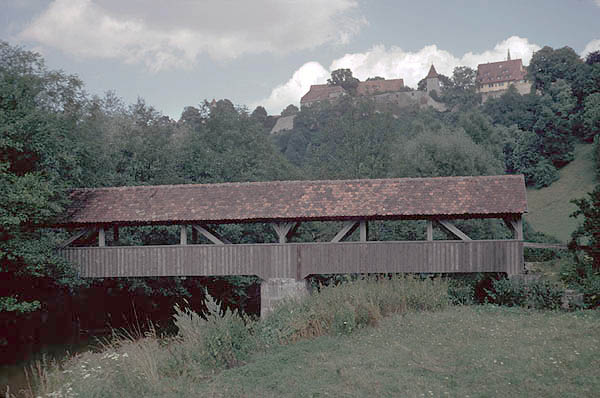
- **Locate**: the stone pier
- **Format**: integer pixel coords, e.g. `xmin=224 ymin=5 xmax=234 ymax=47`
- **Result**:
xmin=260 ymin=278 xmax=310 ymax=318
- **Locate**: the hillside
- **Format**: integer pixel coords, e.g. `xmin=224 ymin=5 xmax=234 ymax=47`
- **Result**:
xmin=525 ymin=143 xmax=597 ymax=242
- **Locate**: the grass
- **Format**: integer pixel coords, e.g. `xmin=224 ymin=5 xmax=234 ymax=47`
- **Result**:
xmin=526 ymin=143 xmax=597 ymax=242
xmin=197 ymin=307 xmax=600 ymax=398
xmin=18 ymin=278 xmax=600 ymax=398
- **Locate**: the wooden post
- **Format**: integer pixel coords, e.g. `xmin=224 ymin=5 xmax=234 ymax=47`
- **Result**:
xmin=98 ymin=227 xmax=105 ymax=247
xmin=426 ymin=220 xmax=433 ymax=241
xmin=359 ymin=220 xmax=368 ymax=242
xmin=514 ymin=215 xmax=523 ymax=240
xmin=180 ymin=225 xmax=187 ymax=245
xmin=113 ymin=225 xmax=119 ymax=243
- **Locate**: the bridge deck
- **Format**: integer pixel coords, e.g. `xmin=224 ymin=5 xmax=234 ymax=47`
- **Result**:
xmin=60 ymin=240 xmax=523 ymax=279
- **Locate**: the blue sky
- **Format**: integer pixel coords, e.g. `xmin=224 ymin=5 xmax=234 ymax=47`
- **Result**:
xmin=2 ymin=0 xmax=600 ymax=117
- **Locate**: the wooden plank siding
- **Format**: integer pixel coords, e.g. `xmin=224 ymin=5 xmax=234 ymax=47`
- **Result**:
xmin=60 ymin=240 xmax=523 ymax=280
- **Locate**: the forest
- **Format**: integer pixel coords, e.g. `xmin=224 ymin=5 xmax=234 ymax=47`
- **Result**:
xmin=1 ymin=40 xmax=600 ymax=364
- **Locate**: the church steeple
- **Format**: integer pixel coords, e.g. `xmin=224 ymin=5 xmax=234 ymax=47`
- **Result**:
xmin=507 ymin=49 xmax=511 ymax=60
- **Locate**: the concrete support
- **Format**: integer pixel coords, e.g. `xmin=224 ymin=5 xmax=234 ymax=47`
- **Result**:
xmin=180 ymin=225 xmax=187 ymax=245
xmin=98 ymin=227 xmax=105 ymax=247
xmin=426 ymin=220 xmax=433 ymax=241
xmin=260 ymin=278 xmax=310 ymax=318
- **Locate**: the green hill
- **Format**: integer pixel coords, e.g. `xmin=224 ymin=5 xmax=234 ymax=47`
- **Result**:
xmin=525 ymin=143 xmax=597 ymax=242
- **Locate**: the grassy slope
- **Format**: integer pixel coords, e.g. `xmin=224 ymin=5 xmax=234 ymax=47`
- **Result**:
xmin=196 ymin=307 xmax=600 ymax=398
xmin=525 ymin=143 xmax=597 ymax=242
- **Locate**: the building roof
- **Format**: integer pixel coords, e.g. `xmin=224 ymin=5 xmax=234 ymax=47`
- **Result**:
xmin=300 ymin=84 xmax=345 ymax=104
xmin=57 ymin=175 xmax=527 ymax=226
xmin=477 ymin=59 xmax=527 ymax=85
xmin=357 ymin=79 xmax=404 ymax=96
xmin=426 ymin=65 xmax=439 ymax=79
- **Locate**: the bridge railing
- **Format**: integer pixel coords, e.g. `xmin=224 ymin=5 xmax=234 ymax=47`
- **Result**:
xmin=59 ymin=240 xmax=524 ymax=279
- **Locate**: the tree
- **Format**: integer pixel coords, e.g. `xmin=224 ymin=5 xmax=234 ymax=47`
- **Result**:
xmin=438 ymin=67 xmax=481 ymax=110
xmin=281 ymin=104 xmax=299 ymax=116
xmin=327 ymin=68 xmax=360 ymax=95
xmin=0 ymin=41 xmax=84 ymax=314
xmin=570 ymin=185 xmax=600 ymax=271
xmin=583 ymin=92 xmax=600 ymax=140
xmin=392 ymin=128 xmax=503 ymax=178
xmin=528 ymin=46 xmax=583 ymax=92
xmin=585 ymin=51 xmax=600 ymax=66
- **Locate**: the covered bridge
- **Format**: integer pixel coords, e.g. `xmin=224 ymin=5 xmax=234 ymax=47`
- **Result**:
xmin=55 ymin=175 xmax=527 ymax=315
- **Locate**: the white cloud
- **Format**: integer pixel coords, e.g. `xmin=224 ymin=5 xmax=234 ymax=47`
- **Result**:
xmin=254 ymin=62 xmax=329 ymax=114
xmin=19 ymin=0 xmax=365 ymax=72
xmin=258 ymin=36 xmax=541 ymax=114
xmin=595 ymin=0 xmax=600 ymax=7
xmin=582 ymin=39 xmax=600 ymax=56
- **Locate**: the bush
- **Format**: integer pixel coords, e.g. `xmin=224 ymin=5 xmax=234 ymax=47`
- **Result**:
xmin=486 ymin=277 xmax=563 ymax=310
xmin=560 ymin=259 xmax=600 ymax=308
xmin=258 ymin=275 xmax=448 ymax=345
xmin=173 ymin=295 xmax=256 ymax=369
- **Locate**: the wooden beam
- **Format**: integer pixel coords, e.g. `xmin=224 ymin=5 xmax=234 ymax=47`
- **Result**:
xmin=331 ymin=221 xmax=359 ymax=243
xmin=437 ymin=220 xmax=472 ymax=241
xmin=58 ymin=228 xmax=94 ymax=249
xmin=503 ymin=216 xmax=524 ymax=240
xmin=426 ymin=220 xmax=433 ymax=241
xmin=180 ymin=225 xmax=187 ymax=245
xmin=98 ymin=227 xmax=106 ymax=247
xmin=192 ymin=225 xmax=230 ymax=245
xmin=359 ymin=220 xmax=368 ymax=242
xmin=273 ymin=222 xmax=300 ymax=243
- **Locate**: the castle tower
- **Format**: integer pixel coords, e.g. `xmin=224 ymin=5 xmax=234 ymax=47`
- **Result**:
xmin=425 ymin=64 xmax=440 ymax=93
xmin=507 ymin=49 xmax=511 ymax=60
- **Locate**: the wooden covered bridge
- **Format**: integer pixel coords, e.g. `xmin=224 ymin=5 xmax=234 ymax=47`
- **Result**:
xmin=55 ymin=175 xmax=527 ymax=315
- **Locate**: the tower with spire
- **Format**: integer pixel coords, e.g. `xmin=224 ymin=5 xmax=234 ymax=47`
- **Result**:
xmin=507 ymin=49 xmax=511 ymax=60
xmin=425 ymin=64 xmax=440 ymax=93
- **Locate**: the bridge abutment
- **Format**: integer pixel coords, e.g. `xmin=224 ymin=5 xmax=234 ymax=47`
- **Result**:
xmin=260 ymin=278 xmax=310 ymax=318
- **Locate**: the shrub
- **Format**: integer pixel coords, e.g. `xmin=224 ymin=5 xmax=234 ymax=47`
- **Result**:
xmin=258 ymin=275 xmax=448 ymax=345
xmin=172 ymin=295 xmax=256 ymax=369
xmin=486 ymin=277 xmax=563 ymax=310
xmin=560 ymin=259 xmax=600 ymax=308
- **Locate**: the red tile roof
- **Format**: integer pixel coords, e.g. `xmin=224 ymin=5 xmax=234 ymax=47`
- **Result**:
xmin=477 ymin=59 xmax=527 ymax=85
xmin=357 ymin=79 xmax=404 ymax=96
xmin=426 ymin=65 xmax=439 ymax=79
xmin=300 ymin=84 xmax=345 ymax=104
xmin=58 ymin=175 xmax=527 ymax=226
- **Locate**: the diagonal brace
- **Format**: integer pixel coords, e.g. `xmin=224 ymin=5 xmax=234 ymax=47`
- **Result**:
xmin=192 ymin=225 xmax=231 ymax=245
xmin=437 ymin=220 xmax=472 ymax=241
xmin=331 ymin=221 xmax=359 ymax=243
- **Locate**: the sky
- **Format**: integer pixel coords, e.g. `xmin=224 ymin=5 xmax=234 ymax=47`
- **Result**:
xmin=2 ymin=0 xmax=600 ymax=118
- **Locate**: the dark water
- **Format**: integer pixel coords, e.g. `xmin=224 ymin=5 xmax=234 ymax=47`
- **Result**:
xmin=0 ymin=335 xmax=107 ymax=396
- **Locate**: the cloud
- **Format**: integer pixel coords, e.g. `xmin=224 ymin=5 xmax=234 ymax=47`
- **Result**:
xmin=582 ymin=39 xmax=600 ymax=56
xmin=258 ymin=36 xmax=541 ymax=114
xmin=19 ymin=0 xmax=365 ymax=72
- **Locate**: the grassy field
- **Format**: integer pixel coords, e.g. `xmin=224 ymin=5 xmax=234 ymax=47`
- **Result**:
xmin=26 ymin=304 xmax=600 ymax=398
xmin=526 ymin=143 xmax=597 ymax=242
xmin=196 ymin=307 xmax=599 ymax=398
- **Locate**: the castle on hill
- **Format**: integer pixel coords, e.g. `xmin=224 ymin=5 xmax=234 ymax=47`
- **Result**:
xmin=299 ymin=51 xmax=531 ymax=109
xmin=300 ymin=65 xmax=445 ymax=111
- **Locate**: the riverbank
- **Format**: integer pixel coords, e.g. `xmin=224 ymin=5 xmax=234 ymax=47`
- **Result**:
xmin=13 ymin=277 xmax=600 ymax=398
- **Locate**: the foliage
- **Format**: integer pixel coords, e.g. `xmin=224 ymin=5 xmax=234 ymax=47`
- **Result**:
xmin=392 ymin=128 xmax=503 ymax=177
xmin=0 ymin=41 xmax=85 ymax=315
xmin=528 ymin=46 xmax=583 ymax=93
xmin=258 ymin=276 xmax=448 ymax=345
xmin=327 ymin=68 xmax=359 ymax=95
xmin=569 ymin=185 xmax=600 ymax=270
xmin=485 ymin=277 xmax=563 ymax=309
xmin=438 ymin=66 xmax=481 ymax=110
xmin=173 ymin=295 xmax=256 ymax=369
xmin=560 ymin=259 xmax=600 ymax=308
